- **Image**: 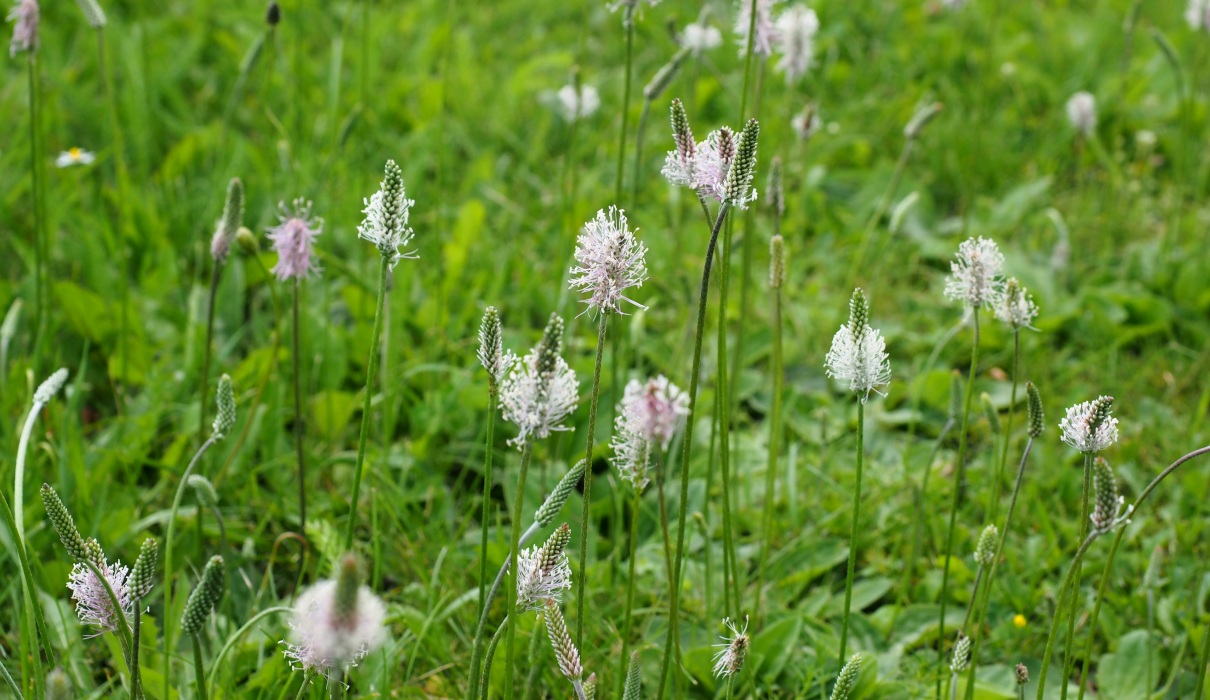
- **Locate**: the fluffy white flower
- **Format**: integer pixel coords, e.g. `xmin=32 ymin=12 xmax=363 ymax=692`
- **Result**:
xmin=500 ymin=347 xmax=579 ymax=449
xmin=682 ymin=20 xmax=723 ymax=54
xmin=1188 ymin=0 xmax=1210 ymax=30
xmin=774 ymin=5 xmax=819 ymax=83
xmin=281 ymin=579 xmax=387 ymax=675
xmin=825 ymin=324 xmax=891 ymax=401
xmin=7 ymin=0 xmax=38 ymax=57
xmin=569 ymin=207 xmax=648 ymax=316
xmin=943 ymin=237 xmax=1005 ymax=309
xmin=556 ymin=84 xmax=600 ymax=121
xmin=516 ymin=524 xmax=572 ymax=611
xmin=993 ymin=279 xmax=1038 ymax=330
xmin=735 ymin=0 xmax=781 ymax=59
xmin=55 ymin=147 xmax=94 ymax=168
xmin=34 ymin=367 xmax=68 ymax=404
xmin=357 ymin=160 xmax=416 ymax=270
xmin=1065 ymin=91 xmax=1096 ymax=136
xmin=68 ymin=558 xmax=133 ymax=634
xmin=712 ymin=616 xmax=750 ymax=678
xmin=1059 ymin=396 xmax=1119 ymax=454
xmin=620 ymin=376 xmax=689 ymax=449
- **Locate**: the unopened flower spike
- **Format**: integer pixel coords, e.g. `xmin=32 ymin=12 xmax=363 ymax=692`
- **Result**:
xmin=1091 ymin=457 xmax=1132 ymax=534
xmin=974 ymin=524 xmax=998 ymax=566
xmin=1026 ymin=382 xmax=1044 ymax=438
xmin=73 ymin=0 xmax=105 ymax=28
xmin=34 ymin=367 xmax=68 ymax=404
xmin=994 ymin=277 xmax=1038 ymax=330
xmin=769 ymin=235 xmax=786 ymax=289
xmin=824 ymin=288 xmax=892 ymax=401
xmin=545 ymin=600 xmax=583 ymax=681
xmin=358 ymin=159 xmax=416 ymax=269
xmin=643 ymin=48 xmax=688 ymax=101
xmin=950 ymin=631 xmax=972 ymax=672
xmin=569 ymin=207 xmax=649 ymax=316
xmin=210 ymin=177 xmax=245 ymax=263
xmin=830 ymin=653 xmax=862 ymax=700
xmin=904 ymin=102 xmax=943 ymax=140
xmin=1059 ymin=395 xmax=1118 ymax=454
xmin=623 ymin=650 xmax=642 ymax=700
xmin=478 ymin=306 xmax=515 ymax=395
xmin=41 ymin=483 xmax=89 ymax=563
xmin=724 ymin=119 xmax=760 ymax=209
xmin=181 ymin=555 xmax=225 ymax=635
xmin=282 ymin=553 xmax=387 ymax=674
xmin=212 ymin=374 xmax=236 ymax=439
xmin=267 ymin=198 xmax=323 ymax=281
xmin=583 ymin=673 xmax=598 ymax=700
xmin=535 ymin=460 xmax=587 ymax=527
xmin=712 ymin=615 xmax=750 ymax=678
xmin=981 ymin=393 xmax=1001 ymax=434
xmin=130 ymin=538 xmax=159 ymax=599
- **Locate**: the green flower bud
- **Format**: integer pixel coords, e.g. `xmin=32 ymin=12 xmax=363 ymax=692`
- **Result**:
xmin=181 ymin=555 xmax=225 ymax=636
xmin=212 ymin=374 xmax=236 ymax=438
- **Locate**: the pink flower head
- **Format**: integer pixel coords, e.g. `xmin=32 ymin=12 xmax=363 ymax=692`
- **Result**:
xmin=68 ymin=558 xmax=134 ymax=635
xmin=267 ymin=198 xmax=323 ymax=281
xmin=7 ymin=0 xmax=38 ymax=57
xmin=619 ymin=376 xmax=690 ymax=449
xmin=736 ymin=0 xmax=780 ymax=59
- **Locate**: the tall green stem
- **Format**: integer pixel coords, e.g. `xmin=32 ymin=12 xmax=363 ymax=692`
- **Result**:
xmin=192 ymin=636 xmax=209 ymax=700
xmin=504 ymin=443 xmax=534 ymax=699
xmin=26 ymin=54 xmax=46 ymax=371
xmin=838 ymin=401 xmax=865 ymax=664
xmin=344 ymin=256 xmax=389 ymax=549
xmin=576 ymin=314 xmax=610 ymax=647
xmin=657 ymin=203 xmax=730 ymax=700
xmin=717 ymin=219 xmax=739 ymax=614
xmin=1036 ymin=535 xmax=1097 ymax=698
xmin=988 ymin=331 xmax=1020 ymax=522
xmin=615 ymin=12 xmax=634 ymax=205
xmin=756 ymin=284 xmax=783 ymax=623
xmin=200 ymin=266 xmax=223 ymax=442
xmin=631 ymin=96 xmax=651 ymax=204
xmin=480 ymin=615 xmax=509 ymax=700
xmin=1060 ymin=455 xmax=1094 ymax=700
xmin=937 ymin=309 xmax=980 ymax=699
xmin=479 ymin=391 xmax=498 ymax=622
xmin=1196 ymin=618 xmax=1210 ymax=700
xmin=617 ymin=488 xmax=641 ymax=698
xmin=292 ymin=280 xmax=308 ymax=535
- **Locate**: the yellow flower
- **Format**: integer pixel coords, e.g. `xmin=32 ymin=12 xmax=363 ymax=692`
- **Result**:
xmin=1013 ymin=614 xmax=1027 ymax=629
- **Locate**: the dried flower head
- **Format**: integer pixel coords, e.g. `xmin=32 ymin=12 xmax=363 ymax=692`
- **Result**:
xmin=824 ymin=288 xmax=891 ymax=401
xmin=517 ymin=523 xmax=573 ymax=610
xmin=944 ymin=237 xmax=1005 ymax=309
xmin=1015 ymin=663 xmax=1029 ymax=686
xmin=735 ymin=0 xmax=780 ymax=59
xmin=1066 ymin=91 xmax=1097 ymax=136
xmin=774 ymin=4 xmax=819 ymax=83
xmin=1059 ymin=396 xmax=1118 ymax=454
xmin=68 ymin=556 xmax=133 ymax=634
xmin=7 ymin=0 xmax=38 ymax=57
xmin=282 ymin=556 xmax=387 ymax=674
xmin=974 ymin=524 xmax=998 ymax=566
xmin=478 ymin=306 xmax=515 ymax=394
xmin=570 ymin=207 xmax=648 ymax=316
xmin=830 ymin=653 xmax=862 ymax=700
xmin=500 ymin=314 xmax=579 ymax=448
xmin=682 ymin=19 xmax=722 ymax=54
xmin=994 ymin=278 xmax=1038 ymax=330
xmin=1091 ymin=457 xmax=1132 ymax=534
xmin=712 ymin=616 xmax=750 ymax=678
xmin=210 ymin=178 xmax=245 ymax=263
xmin=556 ymin=84 xmax=601 ymax=121
xmin=267 ymin=198 xmax=323 ymax=281
xmin=950 ymin=632 xmax=972 ymax=673
xmin=545 ymin=600 xmax=583 ymax=681
xmin=358 ymin=160 xmax=416 ymax=269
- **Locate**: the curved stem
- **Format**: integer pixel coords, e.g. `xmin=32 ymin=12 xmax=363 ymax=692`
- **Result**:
xmin=14 ymin=397 xmax=49 ymax=542
xmin=344 ymin=255 xmax=390 ymax=549
xmin=617 ymin=487 xmax=641 ymax=697
xmin=467 ymin=520 xmax=540 ymax=698
xmin=839 ymin=400 xmax=865 ymax=664
xmin=576 ymin=314 xmax=610 ymax=647
xmin=292 ymin=280 xmax=308 ymax=535
xmin=657 ymin=203 xmax=730 ymax=700
xmin=1076 ymin=532 xmax=1122 ymax=700
xmin=206 ymin=606 xmax=292 ymax=692
xmin=481 ymin=615 xmax=510 ymax=700
xmin=200 ymin=265 xmax=223 ymax=443
xmin=1060 ymin=455 xmax=1094 ymax=700
xmin=756 ymin=288 xmax=783 ymax=624
xmin=1036 ymin=535 xmax=1098 ymax=699
xmin=192 ymin=635 xmax=208 ymax=700
xmin=937 ymin=308 xmax=980 ymax=699
xmin=504 ymin=445 xmax=534 ymax=698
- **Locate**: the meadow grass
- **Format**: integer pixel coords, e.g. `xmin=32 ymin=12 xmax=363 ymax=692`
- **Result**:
xmin=2 ymin=0 xmax=1210 ymax=697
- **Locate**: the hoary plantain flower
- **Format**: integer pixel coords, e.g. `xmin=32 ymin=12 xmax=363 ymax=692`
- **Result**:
xmin=569 ymin=207 xmax=648 ymax=316
xmin=774 ymin=4 xmax=819 ymax=83
xmin=500 ymin=314 xmax=579 ymax=448
xmin=824 ymin=288 xmax=891 ymax=401
xmin=516 ymin=523 xmax=573 ymax=611
xmin=1065 ymin=91 xmax=1096 ymax=136
xmin=282 ymin=554 xmax=387 ymax=675
xmin=712 ymin=616 xmax=750 ymax=678
xmin=993 ymin=277 xmax=1038 ymax=330
xmin=943 ymin=237 xmax=1005 ymax=309
xmin=7 ymin=0 xmax=38 ymax=56
xmin=1059 ymin=396 xmax=1118 ymax=455
xmin=735 ymin=0 xmax=780 ymax=59
xmin=681 ymin=19 xmax=722 ymax=54
xmin=358 ymin=159 xmax=416 ymax=269
xmin=266 ymin=198 xmax=322 ymax=281
xmin=556 ymin=84 xmax=601 ymax=121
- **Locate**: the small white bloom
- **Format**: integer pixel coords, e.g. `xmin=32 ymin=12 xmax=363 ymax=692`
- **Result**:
xmin=357 ymin=160 xmax=416 ymax=270
xmin=1066 ymin=91 xmax=1096 ymax=136
xmin=556 ymin=84 xmax=600 ymax=121
xmin=55 ymin=147 xmax=95 ymax=168
xmin=712 ymin=616 xmax=750 ymax=678
xmin=569 ymin=207 xmax=648 ymax=316
xmin=735 ymin=0 xmax=781 ymax=59
xmin=619 ymin=376 xmax=690 ymax=449
xmin=992 ymin=279 xmax=1038 ymax=330
xmin=682 ymin=20 xmax=722 ymax=54
xmin=516 ymin=526 xmax=573 ymax=611
xmin=943 ymin=237 xmax=1005 ymax=309
xmin=774 ymin=4 xmax=819 ymax=83
xmin=1186 ymin=0 xmax=1210 ymax=30
xmin=281 ymin=579 xmax=387 ymax=675
xmin=1059 ymin=397 xmax=1119 ymax=454
xmin=500 ymin=348 xmax=579 ymax=449
xmin=68 ymin=559 xmax=133 ymax=635
xmin=825 ymin=324 xmax=891 ymax=401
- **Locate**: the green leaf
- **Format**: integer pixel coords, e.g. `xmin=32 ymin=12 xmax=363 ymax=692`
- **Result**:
xmin=1097 ymin=630 xmax=1157 ymax=700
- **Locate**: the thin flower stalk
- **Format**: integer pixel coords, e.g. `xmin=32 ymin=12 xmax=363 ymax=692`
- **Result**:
xmin=477 ymin=307 xmax=510 ymax=626
xmin=756 ymin=232 xmax=785 ymax=623
xmin=200 ymin=178 xmax=244 ymax=443
xmin=717 ymin=215 xmax=740 ymax=615
xmin=615 ymin=5 xmax=636 ymax=207
xmin=14 ymin=368 xmax=67 ymax=541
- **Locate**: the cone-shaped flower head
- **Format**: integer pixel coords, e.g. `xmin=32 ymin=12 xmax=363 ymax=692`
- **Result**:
xmin=712 ymin=616 xmax=750 ymax=678
xmin=904 ymin=102 xmax=943 ymax=140
xmin=623 ymin=650 xmax=642 ymax=700
xmin=267 ymin=198 xmax=322 ymax=280
xmin=130 ymin=537 xmax=158 ymax=599
xmin=500 ymin=314 xmax=579 ymax=448
xmin=282 ymin=554 xmax=387 ymax=674
xmin=735 ymin=0 xmax=780 ymax=58
xmin=68 ymin=552 xmax=133 ymax=634
xmin=181 ymin=555 xmax=225 ymax=635
xmin=570 ymin=207 xmax=649 ymax=316
xmin=824 ymin=288 xmax=892 ymax=402
xmin=1026 ymin=382 xmax=1044 ymax=438
xmin=41 ymin=483 xmax=89 ymax=563
xmin=944 ymin=237 xmax=1005 ymax=309
xmin=665 ymin=98 xmax=696 ymax=188
xmin=1188 ymin=0 xmax=1210 ymax=30
xmin=358 ymin=159 xmax=416 ymax=269
xmin=45 ymin=667 xmax=71 ymax=700
xmin=1143 ymin=545 xmax=1163 ymax=589
xmin=212 ymin=374 xmax=236 ymax=439
xmin=34 ymin=368 xmax=68 ymax=405
xmin=643 ymin=49 xmax=687 ymax=102
xmin=266 ymin=1 xmax=280 ymax=25
xmin=724 ymin=119 xmax=760 ymax=209
xmin=535 ymin=460 xmax=587 ymax=527
xmin=1066 ymin=92 xmax=1096 ymax=136
xmin=774 ymin=4 xmax=819 ymax=83
xmin=556 ymin=84 xmax=600 ymax=121
xmin=478 ymin=306 xmax=515 ymax=395
xmin=7 ymin=0 xmax=38 ymax=57
xmin=1015 ymin=663 xmax=1029 ymax=686
xmin=545 ymin=600 xmax=583 ymax=681
xmin=981 ymin=393 xmax=1001 ymax=434
xmin=210 ymin=178 xmax=245 ymax=263
xmin=769 ymin=234 xmax=786 ymax=289
xmin=830 ymin=653 xmax=862 ymax=700
xmin=517 ymin=523 xmax=573 ymax=610
xmin=1059 ymin=395 xmax=1118 ymax=454
xmin=74 ymin=0 xmax=105 ymax=28
xmin=768 ymin=156 xmax=785 ymax=219
xmin=792 ymin=103 xmax=821 ymax=141
xmin=682 ymin=19 xmax=722 ymax=54
xmin=974 ymin=524 xmax=998 ymax=566
xmin=994 ymin=277 xmax=1038 ymax=330
xmin=1091 ymin=457 xmax=1132 ymax=534
xmin=611 ymin=375 xmax=690 ymax=493
xmin=950 ymin=632 xmax=972 ymax=672
xmin=583 ymin=673 xmax=598 ymax=700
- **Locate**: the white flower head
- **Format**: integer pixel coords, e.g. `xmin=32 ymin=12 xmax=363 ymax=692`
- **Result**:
xmin=682 ymin=20 xmax=723 ymax=54
xmin=993 ymin=278 xmax=1038 ymax=330
xmin=1066 ymin=91 xmax=1097 ymax=136
xmin=7 ymin=0 xmax=38 ymax=57
xmin=68 ymin=558 xmax=134 ymax=635
xmin=569 ymin=207 xmax=648 ymax=316
xmin=34 ymin=367 xmax=68 ymax=405
xmin=55 ymin=147 xmax=95 ymax=168
xmin=825 ymin=288 xmax=891 ymax=402
xmin=358 ymin=160 xmax=416 ymax=269
xmin=943 ymin=237 xmax=1005 ymax=309
xmin=281 ymin=578 xmax=387 ymax=676
xmin=516 ymin=524 xmax=573 ymax=611
xmin=556 ymin=84 xmax=600 ymax=121
xmin=478 ymin=306 xmax=516 ymax=392
xmin=774 ymin=4 xmax=819 ymax=84
xmin=735 ymin=0 xmax=781 ymax=59
xmin=619 ymin=376 xmax=689 ymax=449
xmin=1188 ymin=0 xmax=1210 ymax=30
xmin=1059 ymin=396 xmax=1119 ymax=454
xmin=712 ymin=616 xmax=750 ymax=678
xmin=500 ymin=315 xmax=579 ymax=449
